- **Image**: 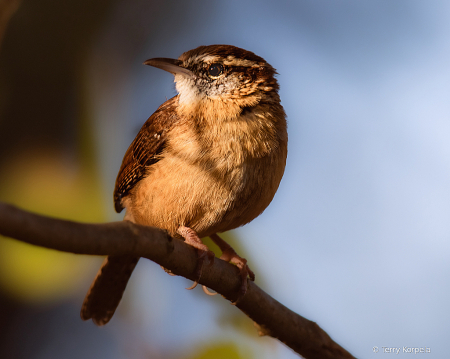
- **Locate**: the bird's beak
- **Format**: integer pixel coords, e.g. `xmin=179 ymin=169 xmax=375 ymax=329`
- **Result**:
xmin=144 ymin=58 xmax=193 ymax=78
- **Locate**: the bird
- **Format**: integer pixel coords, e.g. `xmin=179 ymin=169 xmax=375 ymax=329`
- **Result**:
xmin=80 ymin=44 xmax=288 ymax=326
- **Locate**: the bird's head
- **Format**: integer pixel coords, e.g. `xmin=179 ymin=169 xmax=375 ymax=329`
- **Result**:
xmin=144 ymin=45 xmax=280 ymax=117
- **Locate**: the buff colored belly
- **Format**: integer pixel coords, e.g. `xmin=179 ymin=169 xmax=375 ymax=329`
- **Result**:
xmin=127 ymin=148 xmax=285 ymax=238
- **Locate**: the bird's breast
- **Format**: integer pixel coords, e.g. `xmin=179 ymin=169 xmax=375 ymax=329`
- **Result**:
xmin=129 ymin=106 xmax=287 ymax=238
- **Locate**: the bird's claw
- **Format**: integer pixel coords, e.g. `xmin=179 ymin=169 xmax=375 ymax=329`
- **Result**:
xmin=185 ymin=247 xmax=215 ymax=290
xmin=219 ymin=247 xmax=255 ymax=303
xmin=178 ymin=226 xmax=216 ymax=290
xmin=202 ymin=285 xmax=217 ymax=296
xmin=161 ymin=265 xmax=177 ymax=276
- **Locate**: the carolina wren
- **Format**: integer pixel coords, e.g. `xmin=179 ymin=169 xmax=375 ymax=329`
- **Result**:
xmin=81 ymin=45 xmax=288 ymax=325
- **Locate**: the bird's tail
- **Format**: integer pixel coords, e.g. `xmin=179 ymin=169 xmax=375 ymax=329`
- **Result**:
xmin=81 ymin=255 xmax=140 ymax=326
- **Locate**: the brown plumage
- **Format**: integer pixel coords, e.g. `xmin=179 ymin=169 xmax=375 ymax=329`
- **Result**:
xmin=81 ymin=44 xmax=288 ymax=326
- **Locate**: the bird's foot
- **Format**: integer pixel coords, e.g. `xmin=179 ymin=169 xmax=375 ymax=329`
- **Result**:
xmin=160 ymin=265 xmax=177 ymax=276
xmin=220 ymin=245 xmax=255 ymax=301
xmin=178 ymin=226 xmax=215 ymax=290
xmin=210 ymin=234 xmax=255 ymax=303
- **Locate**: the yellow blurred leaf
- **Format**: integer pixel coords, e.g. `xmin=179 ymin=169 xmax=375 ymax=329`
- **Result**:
xmin=185 ymin=342 xmax=253 ymax=359
xmin=0 ymin=150 xmax=105 ymax=302
xmin=0 ymin=237 xmax=95 ymax=303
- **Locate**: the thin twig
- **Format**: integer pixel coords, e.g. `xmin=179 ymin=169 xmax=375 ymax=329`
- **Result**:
xmin=0 ymin=202 xmax=355 ymax=359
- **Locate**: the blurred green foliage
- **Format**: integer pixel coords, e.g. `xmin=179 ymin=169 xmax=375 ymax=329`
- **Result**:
xmin=0 ymin=150 xmax=105 ymax=302
xmin=184 ymin=342 xmax=253 ymax=359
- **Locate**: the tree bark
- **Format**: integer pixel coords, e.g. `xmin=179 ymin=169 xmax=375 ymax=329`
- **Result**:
xmin=0 ymin=202 xmax=355 ymax=359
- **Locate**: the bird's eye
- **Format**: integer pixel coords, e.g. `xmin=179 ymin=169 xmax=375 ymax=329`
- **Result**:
xmin=208 ymin=63 xmax=223 ymax=78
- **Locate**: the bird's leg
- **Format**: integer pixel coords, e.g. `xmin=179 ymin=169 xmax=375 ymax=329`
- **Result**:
xmin=210 ymin=233 xmax=255 ymax=300
xmin=178 ymin=226 xmax=215 ymax=290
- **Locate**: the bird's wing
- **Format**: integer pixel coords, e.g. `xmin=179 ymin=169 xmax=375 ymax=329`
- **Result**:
xmin=114 ymin=96 xmax=180 ymax=212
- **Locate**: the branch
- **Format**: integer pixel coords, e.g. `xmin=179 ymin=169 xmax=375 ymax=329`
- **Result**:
xmin=0 ymin=202 xmax=355 ymax=359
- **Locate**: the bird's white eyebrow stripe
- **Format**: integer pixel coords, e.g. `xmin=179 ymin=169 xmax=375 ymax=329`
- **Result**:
xmin=201 ymin=55 xmax=220 ymax=63
xmin=223 ymin=58 xmax=259 ymax=67
xmin=194 ymin=55 xmax=260 ymax=68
